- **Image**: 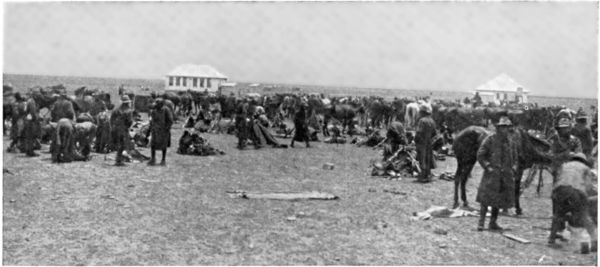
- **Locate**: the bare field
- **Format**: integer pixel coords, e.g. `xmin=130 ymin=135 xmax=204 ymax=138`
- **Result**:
xmin=3 ymin=122 xmax=598 ymax=265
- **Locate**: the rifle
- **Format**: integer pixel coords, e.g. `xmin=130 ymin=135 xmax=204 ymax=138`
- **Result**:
xmin=373 ymin=137 xmax=388 ymax=150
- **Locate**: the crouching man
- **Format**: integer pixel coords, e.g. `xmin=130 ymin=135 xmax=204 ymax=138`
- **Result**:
xmin=548 ymin=152 xmax=597 ymax=253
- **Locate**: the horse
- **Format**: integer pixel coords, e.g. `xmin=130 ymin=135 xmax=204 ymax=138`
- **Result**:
xmin=368 ymin=99 xmax=393 ymax=129
xmin=452 ymin=126 xmax=552 ymax=215
xmin=404 ymin=102 xmax=420 ymax=129
xmin=324 ymin=103 xmax=357 ymax=135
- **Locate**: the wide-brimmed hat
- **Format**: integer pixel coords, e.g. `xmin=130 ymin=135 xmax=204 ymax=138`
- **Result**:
xmin=556 ymin=118 xmax=572 ymax=128
xmin=496 ymin=116 xmax=512 ymax=126
xmin=121 ymin=95 xmax=131 ymax=104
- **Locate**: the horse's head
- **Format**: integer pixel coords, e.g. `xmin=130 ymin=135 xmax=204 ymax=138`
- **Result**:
xmin=513 ymin=127 xmax=552 ymax=166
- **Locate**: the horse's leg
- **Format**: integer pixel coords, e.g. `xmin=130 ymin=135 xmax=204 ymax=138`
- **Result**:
xmin=453 ymin=160 xmax=472 ymax=209
xmin=462 ymin=162 xmax=476 ymax=208
xmin=536 ymin=165 xmax=544 ymax=196
xmin=453 ymin=161 xmax=463 ymax=209
xmin=514 ymin=167 xmax=525 ymax=215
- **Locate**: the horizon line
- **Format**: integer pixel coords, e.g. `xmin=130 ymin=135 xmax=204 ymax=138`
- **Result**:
xmin=3 ymin=72 xmax=597 ymax=100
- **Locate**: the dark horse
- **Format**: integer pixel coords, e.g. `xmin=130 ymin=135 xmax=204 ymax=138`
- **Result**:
xmin=452 ymin=126 xmax=552 ymax=215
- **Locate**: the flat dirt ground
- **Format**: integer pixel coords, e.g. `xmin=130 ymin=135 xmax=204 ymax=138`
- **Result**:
xmin=3 ymin=121 xmax=598 ymax=265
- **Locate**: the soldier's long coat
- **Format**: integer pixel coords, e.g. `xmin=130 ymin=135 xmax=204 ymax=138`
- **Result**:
xmin=415 ymin=114 xmax=437 ymax=177
xmin=149 ymin=106 xmax=174 ymax=150
xmin=475 ymin=133 xmax=519 ymax=209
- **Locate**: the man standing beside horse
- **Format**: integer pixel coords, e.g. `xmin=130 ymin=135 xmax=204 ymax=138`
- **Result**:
xmin=476 ymin=116 xmax=518 ymax=231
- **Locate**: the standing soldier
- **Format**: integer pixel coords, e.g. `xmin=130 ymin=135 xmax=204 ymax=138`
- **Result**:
xmin=7 ymin=93 xmax=26 ymax=152
xmin=90 ymin=92 xmax=108 ymax=117
xmin=476 ymin=116 xmax=518 ymax=231
xmin=110 ymin=95 xmax=133 ymax=166
xmin=571 ymin=111 xmax=594 ymax=160
xmin=550 ymin=118 xmax=583 ymax=177
xmin=22 ymin=93 xmax=41 ymax=157
xmin=148 ymin=98 xmax=174 ymax=166
xmin=51 ymin=91 xmax=76 ymax=122
xmin=235 ymin=98 xmax=249 ymax=149
xmin=291 ymin=102 xmax=310 ymax=148
xmin=415 ymin=103 xmax=436 ymax=183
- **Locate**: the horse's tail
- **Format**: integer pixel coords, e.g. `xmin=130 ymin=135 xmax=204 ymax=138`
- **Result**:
xmin=404 ymin=108 xmax=411 ymax=129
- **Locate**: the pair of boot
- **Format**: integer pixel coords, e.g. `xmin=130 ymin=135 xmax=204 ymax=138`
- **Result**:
xmin=148 ymin=149 xmax=167 ymax=166
xmin=477 ymin=206 xmax=503 ymax=231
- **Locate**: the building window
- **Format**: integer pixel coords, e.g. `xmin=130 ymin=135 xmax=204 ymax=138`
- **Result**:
xmin=193 ymin=78 xmax=198 ymax=87
xmin=169 ymin=77 xmax=173 ymax=86
xmin=176 ymin=77 xmax=181 ymax=86
xmin=201 ymin=78 xmax=205 ymax=88
xmin=207 ymin=79 xmax=211 ymax=88
xmin=183 ymin=77 xmax=187 ymax=87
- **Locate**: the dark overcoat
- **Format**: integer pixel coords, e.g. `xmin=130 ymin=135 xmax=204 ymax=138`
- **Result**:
xmin=476 ymin=133 xmax=518 ymax=208
xmin=293 ymin=108 xmax=310 ymax=142
xmin=149 ymin=105 xmax=174 ymax=150
xmin=110 ymin=106 xmax=133 ymax=150
xmin=415 ymin=115 xmax=436 ymax=174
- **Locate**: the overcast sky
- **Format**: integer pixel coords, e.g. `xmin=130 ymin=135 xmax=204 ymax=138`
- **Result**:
xmin=3 ymin=1 xmax=598 ymax=98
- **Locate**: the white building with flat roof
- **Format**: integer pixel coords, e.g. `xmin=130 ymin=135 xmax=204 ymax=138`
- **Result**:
xmin=474 ymin=73 xmax=530 ymax=104
xmin=165 ymin=64 xmax=228 ymax=92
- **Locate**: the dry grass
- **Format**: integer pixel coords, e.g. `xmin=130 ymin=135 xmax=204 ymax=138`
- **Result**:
xmin=3 ymin=123 xmax=598 ymax=265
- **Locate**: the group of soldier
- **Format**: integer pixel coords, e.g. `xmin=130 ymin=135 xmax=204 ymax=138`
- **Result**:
xmin=477 ymin=110 xmax=594 ymax=231
xmin=380 ymin=102 xmax=438 ymax=183
xmin=6 ymin=87 xmax=598 ymax=242
xmin=6 ymin=90 xmax=176 ymax=167
xmin=374 ymin=100 xmax=596 ymax=232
